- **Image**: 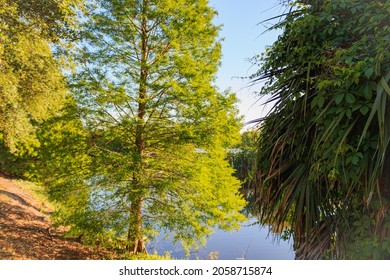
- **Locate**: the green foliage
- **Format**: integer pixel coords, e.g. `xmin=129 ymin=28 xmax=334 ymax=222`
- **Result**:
xmin=227 ymin=129 xmax=259 ymax=216
xmin=0 ymin=98 xmax=92 ymax=230
xmin=29 ymin=99 xmax=92 ymax=224
xmin=0 ymin=134 xmax=24 ymax=175
xmin=124 ymin=252 xmax=173 ymax=260
xmin=67 ymin=0 xmax=246 ymax=254
xmin=252 ymin=0 xmax=390 ymax=259
xmin=343 ymin=196 xmax=390 ymax=259
xmin=228 ymin=129 xmax=259 ymax=189
xmin=0 ymin=0 xmax=80 ymax=154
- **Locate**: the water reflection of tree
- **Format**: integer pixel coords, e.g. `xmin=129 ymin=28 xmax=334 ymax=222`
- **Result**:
xmin=229 ymin=130 xmax=293 ymax=237
xmin=228 ymin=130 xmax=258 ymax=189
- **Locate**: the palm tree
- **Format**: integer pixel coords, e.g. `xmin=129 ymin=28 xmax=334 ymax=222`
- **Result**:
xmin=251 ymin=0 xmax=390 ymax=259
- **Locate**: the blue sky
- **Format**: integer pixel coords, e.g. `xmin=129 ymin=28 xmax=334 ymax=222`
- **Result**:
xmin=209 ymin=0 xmax=285 ymax=125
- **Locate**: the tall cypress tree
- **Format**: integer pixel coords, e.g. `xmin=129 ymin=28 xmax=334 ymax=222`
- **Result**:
xmin=71 ymin=0 xmax=246 ymax=254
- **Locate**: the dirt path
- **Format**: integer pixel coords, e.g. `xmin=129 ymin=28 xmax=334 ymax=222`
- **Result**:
xmin=0 ymin=176 xmax=114 ymax=259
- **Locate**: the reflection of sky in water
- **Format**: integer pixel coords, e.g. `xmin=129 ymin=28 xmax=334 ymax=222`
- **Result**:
xmin=147 ymin=218 xmax=295 ymax=260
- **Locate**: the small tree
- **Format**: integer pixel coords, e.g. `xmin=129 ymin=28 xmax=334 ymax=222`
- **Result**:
xmin=252 ymin=0 xmax=390 ymax=259
xmin=70 ymin=0 xmax=246 ymax=254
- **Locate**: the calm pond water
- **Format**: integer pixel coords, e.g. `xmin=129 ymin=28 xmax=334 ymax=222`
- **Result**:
xmin=147 ymin=218 xmax=295 ymax=260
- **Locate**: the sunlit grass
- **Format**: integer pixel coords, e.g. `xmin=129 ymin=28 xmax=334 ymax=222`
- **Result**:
xmin=10 ymin=179 xmax=56 ymax=213
xmin=123 ymin=251 xmax=173 ymax=260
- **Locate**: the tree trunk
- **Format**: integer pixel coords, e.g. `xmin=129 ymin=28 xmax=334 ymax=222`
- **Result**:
xmin=126 ymin=0 xmax=149 ymax=255
xmin=127 ymin=195 xmax=147 ymax=254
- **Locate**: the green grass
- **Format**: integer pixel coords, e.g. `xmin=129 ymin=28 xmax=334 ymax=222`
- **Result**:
xmin=121 ymin=251 xmax=173 ymax=260
xmin=11 ymin=179 xmax=56 ymax=213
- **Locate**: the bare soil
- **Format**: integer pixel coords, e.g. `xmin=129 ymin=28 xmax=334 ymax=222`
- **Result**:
xmin=0 ymin=176 xmax=115 ymax=260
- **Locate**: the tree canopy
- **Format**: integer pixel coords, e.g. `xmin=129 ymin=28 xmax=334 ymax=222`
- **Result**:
xmin=252 ymin=0 xmax=390 ymax=259
xmin=0 ymin=0 xmax=80 ymax=153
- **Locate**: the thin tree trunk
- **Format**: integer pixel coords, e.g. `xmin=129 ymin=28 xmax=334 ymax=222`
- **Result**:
xmin=126 ymin=0 xmax=149 ymax=255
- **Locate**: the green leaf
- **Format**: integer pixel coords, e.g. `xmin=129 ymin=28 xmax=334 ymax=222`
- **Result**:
xmin=380 ymin=77 xmax=390 ymax=97
xmin=345 ymin=93 xmax=355 ymax=104
xmin=351 ymin=156 xmax=358 ymax=165
xmin=359 ymin=106 xmax=369 ymax=115
xmin=312 ymin=95 xmax=325 ymax=109
xmin=346 ymin=109 xmax=352 ymax=119
xmin=335 ymin=93 xmax=345 ymax=105
xmin=362 ymin=83 xmax=373 ymax=99
xmin=364 ymin=68 xmax=374 ymax=79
